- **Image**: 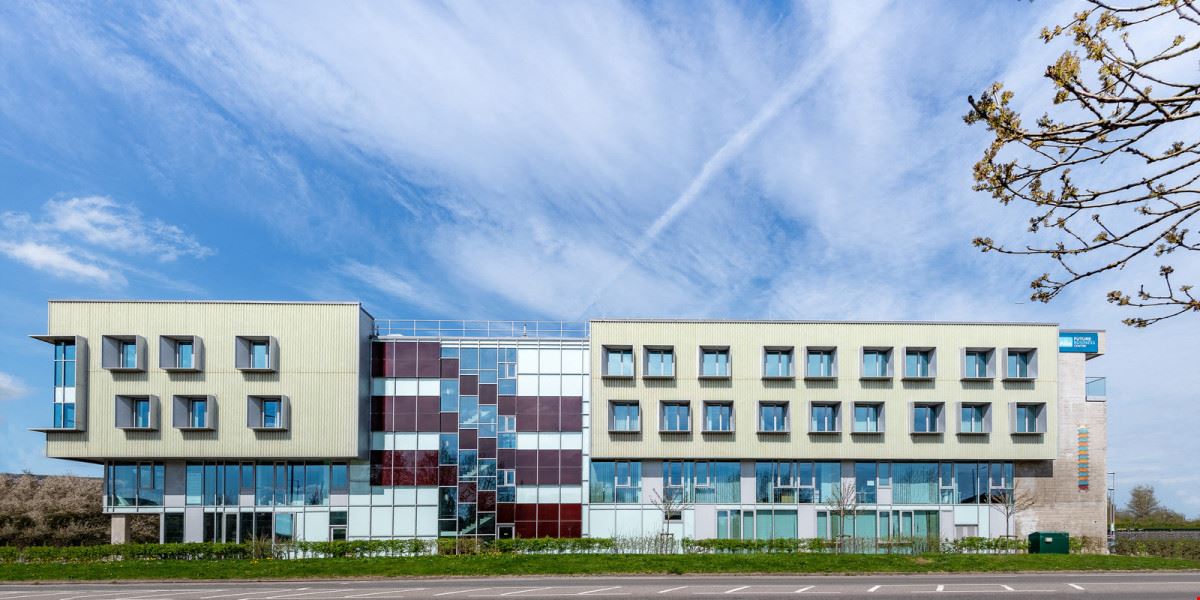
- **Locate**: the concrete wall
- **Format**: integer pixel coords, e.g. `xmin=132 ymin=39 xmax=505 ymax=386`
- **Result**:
xmin=1014 ymin=347 xmax=1108 ymax=548
xmin=590 ymin=320 xmax=1060 ymax=461
xmin=38 ymin=301 xmax=371 ymax=461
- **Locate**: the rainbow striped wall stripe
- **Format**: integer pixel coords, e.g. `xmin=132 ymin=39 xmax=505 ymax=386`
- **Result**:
xmin=1077 ymin=426 xmax=1089 ymax=491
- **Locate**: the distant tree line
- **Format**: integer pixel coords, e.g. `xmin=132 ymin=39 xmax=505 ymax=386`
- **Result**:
xmin=1117 ymin=484 xmax=1200 ymax=530
xmin=0 ymin=472 xmax=156 ymax=546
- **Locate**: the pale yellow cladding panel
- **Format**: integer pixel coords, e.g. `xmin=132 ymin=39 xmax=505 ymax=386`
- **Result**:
xmin=41 ymin=301 xmax=369 ymax=461
xmin=589 ymin=320 xmax=1059 ymax=461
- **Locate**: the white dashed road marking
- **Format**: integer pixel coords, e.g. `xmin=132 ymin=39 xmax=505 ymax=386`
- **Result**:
xmin=657 ymin=587 xmax=688 ymax=594
xmin=723 ymin=586 xmax=749 ymax=594
xmin=435 ymin=589 xmax=492 ymax=597
xmin=345 ymin=590 xmax=427 ymax=598
xmin=1068 ymin=583 xmax=1085 ymax=591
xmin=576 ymin=587 xmax=623 ymax=595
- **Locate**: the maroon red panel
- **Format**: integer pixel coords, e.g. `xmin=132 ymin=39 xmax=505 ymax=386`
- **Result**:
xmin=561 ymin=397 xmax=583 ymax=432
xmin=460 ymin=374 xmax=479 ymax=395
xmin=395 ymin=342 xmax=418 ymax=377
xmin=478 ymin=490 xmax=496 ymax=512
xmin=538 ymin=398 xmax=561 ymax=432
xmin=395 ymin=396 xmax=417 ymax=432
xmin=371 ymin=342 xmax=386 ymax=377
xmin=498 ymin=396 xmax=516 ymax=415
xmin=416 ymin=450 xmax=438 ymax=469
xmin=417 ymin=342 xmax=441 ymax=377
xmin=478 ymin=437 xmax=496 ymax=456
xmin=416 ymin=468 xmax=438 ymax=486
xmin=479 ymin=384 xmax=497 ymax=405
xmin=459 ymin=429 xmax=478 ymax=449
xmin=440 ymin=413 xmax=458 ymax=432
xmin=515 ymin=397 xmax=538 ymax=431
xmin=441 ymin=358 xmax=460 ymax=379
xmin=439 ymin=465 xmax=458 ymax=486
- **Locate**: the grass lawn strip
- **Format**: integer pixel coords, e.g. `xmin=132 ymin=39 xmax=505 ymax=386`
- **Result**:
xmin=2 ymin=553 xmax=1200 ymax=581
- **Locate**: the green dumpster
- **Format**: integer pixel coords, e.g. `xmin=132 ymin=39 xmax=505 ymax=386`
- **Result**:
xmin=1027 ymin=531 xmax=1070 ymax=554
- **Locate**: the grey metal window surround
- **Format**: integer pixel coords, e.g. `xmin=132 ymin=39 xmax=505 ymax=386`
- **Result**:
xmin=102 ymin=335 xmax=146 ymax=372
xmin=30 ymin=334 xmax=89 ymax=433
xmin=902 ymin=347 xmax=937 ymax=380
xmin=1011 ymin=402 xmax=1047 ymax=434
xmin=860 ymin=347 xmax=893 ymax=380
xmin=160 ymin=335 xmax=204 ymax=372
xmin=115 ymin=395 xmax=159 ymax=431
xmin=809 ymin=402 xmax=841 ymax=434
xmin=956 ymin=402 xmax=992 ymax=434
xmin=602 ymin=346 xmax=634 ymax=379
xmin=910 ymin=402 xmax=946 ymax=434
xmin=852 ymin=402 xmax=885 ymax=434
xmin=758 ymin=401 xmax=789 ymax=434
xmin=659 ymin=401 xmax=692 ymax=433
xmin=608 ymin=400 xmax=640 ymax=433
xmin=173 ymin=395 xmax=217 ymax=430
xmin=247 ymin=395 xmax=289 ymax=431
xmin=960 ymin=347 xmax=996 ymax=380
xmin=1003 ymin=348 xmax=1038 ymax=381
xmin=803 ymin=346 xmax=837 ymax=379
xmin=762 ymin=347 xmax=795 ymax=379
xmin=702 ymin=401 xmax=734 ymax=433
xmin=235 ymin=336 xmax=279 ymax=372
xmin=699 ymin=346 xmax=731 ymax=379
xmin=643 ymin=346 xmax=675 ymax=379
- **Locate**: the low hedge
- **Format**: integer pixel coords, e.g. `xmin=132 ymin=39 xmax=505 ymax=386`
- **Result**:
xmin=0 ymin=540 xmax=438 ymax=564
xmin=1113 ymin=538 xmax=1200 ymax=560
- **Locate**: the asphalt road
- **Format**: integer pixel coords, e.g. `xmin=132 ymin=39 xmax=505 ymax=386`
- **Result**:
xmin=2 ymin=572 xmax=1200 ymax=600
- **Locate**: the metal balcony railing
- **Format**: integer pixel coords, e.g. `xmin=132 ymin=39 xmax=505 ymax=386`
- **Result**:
xmin=373 ymin=319 xmax=589 ymax=339
xmin=1086 ymin=376 xmax=1107 ymax=398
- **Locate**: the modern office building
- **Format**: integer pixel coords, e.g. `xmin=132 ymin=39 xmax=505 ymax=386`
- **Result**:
xmin=29 ymin=301 xmax=1108 ymax=546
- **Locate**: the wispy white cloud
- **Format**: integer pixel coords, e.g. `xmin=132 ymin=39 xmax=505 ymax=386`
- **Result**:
xmin=0 ymin=196 xmax=211 ymax=288
xmin=0 ymin=372 xmax=27 ymax=402
xmin=0 ymin=240 xmax=120 ymax=286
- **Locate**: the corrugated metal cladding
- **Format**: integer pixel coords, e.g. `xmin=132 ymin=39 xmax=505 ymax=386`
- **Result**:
xmin=43 ymin=301 xmax=368 ymax=460
xmin=589 ymin=320 xmax=1060 ymax=461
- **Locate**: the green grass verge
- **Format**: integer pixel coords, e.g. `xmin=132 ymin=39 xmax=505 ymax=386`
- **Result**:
xmin=2 ymin=553 xmax=1199 ymax=581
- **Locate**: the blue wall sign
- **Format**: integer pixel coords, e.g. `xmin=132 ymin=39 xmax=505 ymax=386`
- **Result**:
xmin=1058 ymin=332 xmax=1098 ymax=353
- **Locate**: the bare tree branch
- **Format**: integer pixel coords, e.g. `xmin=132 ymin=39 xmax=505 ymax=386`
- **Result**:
xmin=964 ymin=0 xmax=1200 ymax=326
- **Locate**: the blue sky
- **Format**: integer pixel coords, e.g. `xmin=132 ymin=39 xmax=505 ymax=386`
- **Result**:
xmin=0 ymin=1 xmax=1197 ymax=515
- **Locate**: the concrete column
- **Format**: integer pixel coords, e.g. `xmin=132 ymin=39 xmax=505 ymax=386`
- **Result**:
xmin=110 ymin=514 xmax=131 ymax=544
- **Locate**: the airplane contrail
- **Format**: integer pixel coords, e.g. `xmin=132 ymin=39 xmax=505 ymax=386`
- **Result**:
xmin=577 ymin=5 xmax=884 ymax=318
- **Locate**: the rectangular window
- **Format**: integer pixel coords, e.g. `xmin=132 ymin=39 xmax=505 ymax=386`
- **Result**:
xmin=1007 ymin=350 xmax=1034 ymax=378
xmin=134 ymin=398 xmax=151 ymax=429
xmin=905 ymin=349 xmax=933 ymax=378
xmin=964 ymin=350 xmax=990 ymax=378
xmin=645 ymin=347 xmax=674 ymax=377
xmin=853 ymin=404 xmax=882 ymax=433
xmin=251 ymin=341 xmax=270 ymax=370
xmin=262 ymin=399 xmax=280 ymax=429
xmin=604 ymin=347 xmax=634 ymax=377
xmin=700 ymin=348 xmax=730 ymax=377
xmin=855 ymin=462 xmax=878 ymax=503
xmin=1016 ymin=404 xmax=1043 ymax=433
xmin=810 ymin=403 xmax=839 ymax=433
xmin=177 ymin=341 xmax=194 ymax=370
xmin=960 ymin=404 xmax=987 ymax=433
xmin=913 ymin=404 xmax=941 ymax=433
xmin=703 ymin=402 xmax=733 ymax=432
xmin=609 ymin=401 xmax=640 ymax=432
xmin=189 ymin=398 xmax=208 ymax=429
xmin=862 ymin=349 xmax=890 ymax=378
xmin=121 ymin=341 xmax=138 ymax=369
xmin=759 ymin=402 xmax=788 ymax=433
xmin=52 ymin=341 xmax=77 ymax=429
xmin=660 ymin=402 xmax=690 ymax=432
xmin=588 ymin=461 xmax=641 ymax=503
xmin=805 ymin=349 xmax=835 ymax=378
xmin=763 ymin=348 xmax=793 ymax=378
